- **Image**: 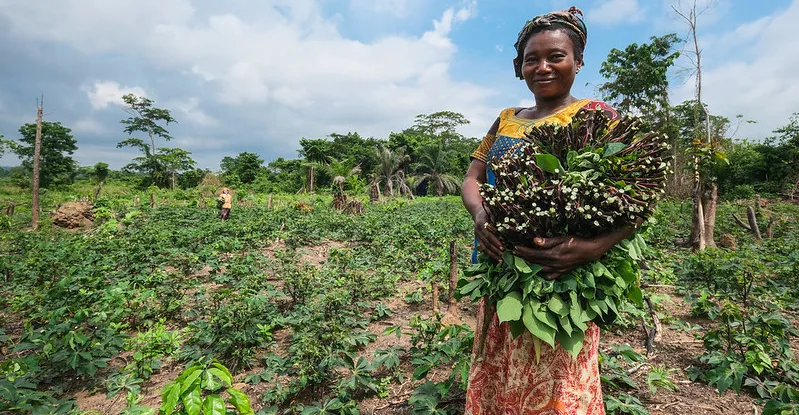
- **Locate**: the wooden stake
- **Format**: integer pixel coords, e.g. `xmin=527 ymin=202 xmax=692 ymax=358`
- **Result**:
xmin=31 ymin=94 xmax=43 ymax=230
xmin=431 ymin=281 xmax=439 ymax=314
xmin=447 ymin=240 xmax=459 ymax=316
xmin=268 ymin=194 xmax=273 ymax=208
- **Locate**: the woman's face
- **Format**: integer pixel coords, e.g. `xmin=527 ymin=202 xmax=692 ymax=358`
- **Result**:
xmin=521 ymin=29 xmax=581 ymax=100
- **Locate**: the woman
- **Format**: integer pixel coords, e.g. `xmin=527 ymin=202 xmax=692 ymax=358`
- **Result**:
xmin=462 ymin=7 xmax=638 ymax=415
xmin=218 ymin=188 xmax=232 ymax=220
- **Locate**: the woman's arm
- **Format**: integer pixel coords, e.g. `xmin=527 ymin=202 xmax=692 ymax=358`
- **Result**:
xmin=463 ymin=117 xmax=504 ymax=262
xmin=513 ymin=218 xmax=643 ymax=280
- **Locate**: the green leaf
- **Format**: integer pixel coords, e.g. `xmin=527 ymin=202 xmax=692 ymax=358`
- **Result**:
xmin=182 ymin=385 xmax=202 ymax=415
xmin=603 ymin=142 xmax=627 ymax=158
xmin=161 ymin=383 xmax=180 ymax=415
xmin=203 ymin=394 xmax=226 ymax=415
xmin=458 ymin=278 xmax=484 ymax=296
xmin=496 ymin=292 xmax=523 ymax=323
xmin=227 ymin=388 xmax=255 ymax=415
xmin=208 ymin=368 xmax=232 ymax=387
xmin=556 ymin=327 xmax=585 ymax=358
xmin=513 ymin=255 xmax=533 ymax=274
xmin=508 ymin=320 xmax=526 ymax=339
xmin=535 ymin=153 xmax=565 ymax=174
xmin=202 ymin=369 xmax=222 ymax=391
xmin=559 ymin=315 xmax=573 ymax=336
xmin=529 ymin=299 xmax=558 ymax=329
xmin=523 ymin=302 xmax=556 ymax=347
xmin=547 ymin=295 xmax=569 ymax=317
xmin=570 ymin=293 xmax=588 ymax=331
xmin=627 ymin=285 xmax=643 ymax=307
xmin=181 ymin=368 xmax=203 ymax=394
xmin=211 ymin=362 xmax=234 ymax=382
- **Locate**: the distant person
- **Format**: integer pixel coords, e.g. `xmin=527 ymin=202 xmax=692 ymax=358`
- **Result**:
xmin=218 ymin=188 xmax=232 ymax=220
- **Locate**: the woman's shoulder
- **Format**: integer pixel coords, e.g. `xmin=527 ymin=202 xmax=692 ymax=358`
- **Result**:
xmin=579 ymin=99 xmax=619 ymax=120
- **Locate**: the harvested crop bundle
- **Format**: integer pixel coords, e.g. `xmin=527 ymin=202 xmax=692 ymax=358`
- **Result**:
xmin=458 ymin=108 xmax=671 ymax=358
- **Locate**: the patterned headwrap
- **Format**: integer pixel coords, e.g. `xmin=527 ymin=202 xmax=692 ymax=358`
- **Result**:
xmin=513 ymin=6 xmax=587 ymax=79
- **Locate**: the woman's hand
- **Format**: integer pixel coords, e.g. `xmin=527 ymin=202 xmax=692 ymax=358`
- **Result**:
xmin=474 ymin=209 xmax=504 ymax=262
xmin=513 ymin=236 xmax=606 ymax=280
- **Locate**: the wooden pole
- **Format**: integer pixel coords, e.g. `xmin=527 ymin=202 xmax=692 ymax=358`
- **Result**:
xmin=447 ymin=240 xmax=459 ymax=316
xmin=31 ymin=94 xmax=43 ymax=230
xmin=268 ymin=194 xmax=273 ymax=209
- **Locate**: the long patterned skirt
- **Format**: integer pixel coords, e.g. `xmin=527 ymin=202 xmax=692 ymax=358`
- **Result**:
xmin=464 ymin=299 xmax=605 ymax=415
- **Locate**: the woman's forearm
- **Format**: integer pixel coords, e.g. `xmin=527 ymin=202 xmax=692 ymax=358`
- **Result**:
xmin=593 ymin=218 xmax=644 ymax=258
xmin=462 ymin=160 xmax=487 ymax=220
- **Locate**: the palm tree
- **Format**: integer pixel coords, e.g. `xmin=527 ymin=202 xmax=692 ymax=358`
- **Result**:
xmin=324 ymin=158 xmax=362 ymax=196
xmin=411 ymin=143 xmax=461 ymax=196
xmin=374 ymin=144 xmax=411 ymax=198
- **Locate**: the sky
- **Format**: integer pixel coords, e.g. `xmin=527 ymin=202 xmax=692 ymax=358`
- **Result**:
xmin=0 ymin=0 xmax=796 ymax=170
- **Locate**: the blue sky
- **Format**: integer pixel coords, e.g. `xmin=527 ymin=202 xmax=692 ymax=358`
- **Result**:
xmin=0 ymin=0 xmax=796 ymax=170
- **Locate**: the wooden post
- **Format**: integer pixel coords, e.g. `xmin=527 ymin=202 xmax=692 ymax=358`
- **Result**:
xmin=431 ymin=281 xmax=439 ymax=315
xmin=268 ymin=194 xmax=273 ymax=209
xmin=447 ymin=240 xmax=459 ymax=316
xmin=150 ymin=190 xmax=155 ymax=208
xmin=31 ymin=95 xmax=43 ymax=231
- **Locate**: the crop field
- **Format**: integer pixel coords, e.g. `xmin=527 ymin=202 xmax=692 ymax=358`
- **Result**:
xmin=2 ymin=195 xmax=799 ymax=415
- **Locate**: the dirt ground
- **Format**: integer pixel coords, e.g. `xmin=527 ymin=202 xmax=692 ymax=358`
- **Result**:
xmin=72 ymin=242 xmax=763 ymax=415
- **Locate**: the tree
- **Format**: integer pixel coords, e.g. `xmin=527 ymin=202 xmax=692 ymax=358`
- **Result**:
xmin=11 ymin=121 xmax=78 ymax=189
xmin=93 ymin=162 xmax=109 ymax=184
xmin=92 ymin=162 xmax=109 ymax=199
xmin=117 ymin=93 xmax=179 ymax=188
xmin=375 ymin=144 xmax=412 ymax=198
xmin=411 ymin=143 xmax=462 ymax=196
xmin=599 ymin=34 xmax=681 ymax=120
xmin=674 ymin=0 xmax=723 ymax=250
xmin=158 ymin=147 xmax=196 ymax=189
xmin=220 ymin=152 xmax=264 ymax=184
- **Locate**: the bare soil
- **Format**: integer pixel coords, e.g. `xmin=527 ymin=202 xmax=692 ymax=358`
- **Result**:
xmin=51 ymin=201 xmax=94 ymax=229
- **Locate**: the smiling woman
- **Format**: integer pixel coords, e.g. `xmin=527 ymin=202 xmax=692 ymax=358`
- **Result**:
xmin=461 ymin=6 xmax=624 ymax=415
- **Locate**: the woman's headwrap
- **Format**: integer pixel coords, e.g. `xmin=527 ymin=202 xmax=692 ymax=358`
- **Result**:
xmin=513 ymin=6 xmax=587 ymax=79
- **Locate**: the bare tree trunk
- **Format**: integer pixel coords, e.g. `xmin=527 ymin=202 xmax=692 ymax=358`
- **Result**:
xmin=675 ymin=1 xmax=714 ymax=251
xmin=447 ymin=240 xmax=459 ymax=317
xmin=150 ymin=190 xmax=155 ymax=208
xmin=309 ymin=166 xmax=315 ymax=193
xmin=94 ymin=181 xmax=104 ymax=201
xmin=31 ymin=95 xmax=43 ymax=231
xmin=746 ymin=206 xmax=762 ymax=242
xmin=691 ymin=189 xmax=706 ymax=250
xmin=702 ymin=183 xmax=718 ymax=247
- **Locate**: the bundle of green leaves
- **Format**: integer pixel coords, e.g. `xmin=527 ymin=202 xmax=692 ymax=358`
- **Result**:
xmin=458 ymin=108 xmax=671 ymax=358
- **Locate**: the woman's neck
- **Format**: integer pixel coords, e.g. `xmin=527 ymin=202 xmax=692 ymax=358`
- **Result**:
xmin=533 ymin=94 xmax=578 ymax=117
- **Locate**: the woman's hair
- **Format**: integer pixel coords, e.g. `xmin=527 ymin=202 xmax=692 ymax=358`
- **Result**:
xmin=513 ymin=6 xmax=588 ymax=79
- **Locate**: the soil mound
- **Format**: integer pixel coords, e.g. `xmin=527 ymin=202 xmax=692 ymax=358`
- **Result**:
xmin=52 ymin=201 xmax=94 ymax=229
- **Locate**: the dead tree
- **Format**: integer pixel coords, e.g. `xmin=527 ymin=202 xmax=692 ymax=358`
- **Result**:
xmin=674 ymin=1 xmax=719 ymax=250
xmin=31 ymin=94 xmax=43 ymax=230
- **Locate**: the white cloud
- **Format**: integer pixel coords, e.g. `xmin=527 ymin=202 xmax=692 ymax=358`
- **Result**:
xmin=587 ymin=0 xmax=646 ymax=26
xmin=86 ymin=81 xmax=147 ymax=110
xmin=0 ymin=0 xmax=495 ymax=167
xmin=348 ymin=0 xmax=423 ymax=16
xmin=73 ymin=117 xmax=107 ymax=135
xmin=670 ymin=0 xmax=799 ymax=140
xmin=167 ymin=98 xmax=218 ymax=127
